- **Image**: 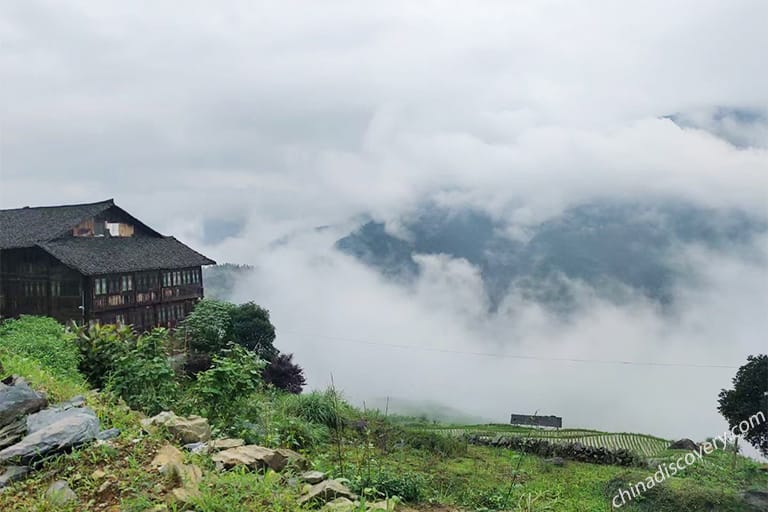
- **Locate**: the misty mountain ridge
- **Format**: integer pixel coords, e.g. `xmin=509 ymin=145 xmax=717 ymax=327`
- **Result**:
xmin=336 ymin=199 xmax=766 ymax=311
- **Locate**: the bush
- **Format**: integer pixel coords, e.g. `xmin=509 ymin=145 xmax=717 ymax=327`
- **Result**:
xmin=281 ymin=390 xmax=348 ymax=430
xmin=185 ymin=345 xmax=266 ymax=423
xmin=263 ymin=353 xmax=306 ymax=394
xmin=0 ymin=316 xmax=81 ymax=381
xmin=349 ymin=469 xmax=427 ymax=502
xmin=72 ymin=322 xmax=134 ymax=388
xmin=180 ymin=299 xmax=235 ymax=354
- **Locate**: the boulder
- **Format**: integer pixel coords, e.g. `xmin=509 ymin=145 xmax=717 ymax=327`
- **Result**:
xmin=209 ymin=438 xmax=245 ymax=451
xmin=211 ymin=445 xmax=284 ymax=472
xmin=274 ymin=448 xmax=309 ymax=471
xmin=45 ymin=480 xmax=78 ymax=506
xmin=0 ymin=465 xmax=29 ymax=489
xmin=0 ymin=418 xmax=26 ymax=450
xmin=741 ymin=490 xmax=768 ymax=510
xmin=95 ymin=428 xmax=121 ymax=441
xmin=0 ymin=379 xmax=47 ymax=428
xmin=151 ymin=444 xmax=185 ymax=475
xmin=301 ymin=470 xmax=327 ymax=484
xmin=0 ymin=408 xmax=99 ymax=464
xmin=141 ymin=412 xmax=211 ymax=444
xmin=299 ymin=479 xmax=356 ymax=506
xmin=668 ymin=439 xmax=698 ymax=451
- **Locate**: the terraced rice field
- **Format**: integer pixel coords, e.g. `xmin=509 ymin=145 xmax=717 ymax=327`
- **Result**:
xmin=424 ymin=425 xmax=670 ymax=457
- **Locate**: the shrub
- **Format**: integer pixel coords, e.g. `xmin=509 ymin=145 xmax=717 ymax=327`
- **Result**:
xmin=230 ymin=302 xmax=278 ymax=360
xmin=349 ymin=469 xmax=427 ymax=502
xmin=281 ymin=390 xmax=348 ymax=430
xmin=185 ymin=345 xmax=266 ymax=423
xmin=72 ymin=322 xmax=134 ymax=388
xmin=268 ymin=415 xmax=330 ymax=450
xmin=105 ymin=328 xmax=178 ymax=415
xmin=263 ymin=353 xmax=306 ymax=394
xmin=0 ymin=316 xmax=81 ymax=380
xmin=180 ymin=299 xmax=235 ymax=354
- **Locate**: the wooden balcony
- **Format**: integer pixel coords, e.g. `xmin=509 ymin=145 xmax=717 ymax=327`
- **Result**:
xmin=93 ymin=292 xmax=134 ymax=311
xmin=160 ymin=284 xmax=203 ymax=302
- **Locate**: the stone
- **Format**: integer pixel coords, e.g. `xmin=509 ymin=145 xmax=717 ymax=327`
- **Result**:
xmin=368 ymin=499 xmax=397 ymax=511
xmin=0 ymin=379 xmax=47 ymax=428
xmin=0 ymin=465 xmax=29 ymax=488
xmin=299 ymin=479 xmax=356 ymax=506
xmin=0 ymin=418 xmax=26 ymax=450
xmin=274 ymin=447 xmax=309 ymax=471
xmin=96 ymin=428 xmax=120 ymax=441
xmin=45 ymin=480 xmax=78 ymax=506
xmin=91 ymin=469 xmax=106 ymax=480
xmin=171 ymin=486 xmax=200 ymax=503
xmin=151 ymin=444 xmax=185 ymax=475
xmin=141 ymin=412 xmax=211 ymax=444
xmin=183 ymin=442 xmax=208 ymax=454
xmin=301 ymin=470 xmax=327 ymax=484
xmin=211 ymin=445 xmax=284 ymax=472
xmin=668 ymin=439 xmax=698 ymax=451
xmin=741 ymin=490 xmax=768 ymax=510
xmin=208 ymin=438 xmax=245 ymax=451
xmin=0 ymin=408 xmax=100 ymax=464
xmin=322 ymin=497 xmax=357 ymax=511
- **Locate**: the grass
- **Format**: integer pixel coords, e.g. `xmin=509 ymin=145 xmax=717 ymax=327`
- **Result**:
xmin=1 ymin=316 xmax=766 ymax=511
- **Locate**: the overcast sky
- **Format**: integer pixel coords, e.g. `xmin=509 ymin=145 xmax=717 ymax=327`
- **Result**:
xmin=2 ymin=1 xmax=767 ymax=448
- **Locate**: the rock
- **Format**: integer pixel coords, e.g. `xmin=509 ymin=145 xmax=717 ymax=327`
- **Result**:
xmin=183 ymin=442 xmax=208 ymax=454
xmin=0 ymin=465 xmax=29 ymax=488
xmin=668 ymin=439 xmax=698 ymax=451
xmin=45 ymin=480 xmax=78 ymax=506
xmin=91 ymin=469 xmax=106 ymax=480
xmin=211 ymin=445 xmax=284 ymax=472
xmin=171 ymin=486 xmax=200 ymax=504
xmin=141 ymin=412 xmax=211 ymax=444
xmin=209 ymin=438 xmax=245 ymax=451
xmin=368 ymin=499 xmax=398 ymax=511
xmin=741 ymin=490 xmax=768 ymax=510
xmin=0 ymin=379 xmax=47 ymax=428
xmin=96 ymin=428 xmax=121 ymax=441
xmin=151 ymin=444 xmax=185 ymax=475
xmin=274 ymin=448 xmax=309 ymax=471
xmin=299 ymin=479 xmax=356 ymax=506
xmin=0 ymin=418 xmax=26 ymax=450
xmin=0 ymin=407 xmax=100 ymax=464
xmin=301 ymin=470 xmax=327 ymax=484
xmin=323 ymin=497 xmax=357 ymax=511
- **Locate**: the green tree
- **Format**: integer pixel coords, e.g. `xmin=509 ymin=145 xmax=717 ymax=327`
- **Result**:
xmin=718 ymin=354 xmax=768 ymax=456
xmin=230 ymin=302 xmax=278 ymax=360
xmin=180 ymin=299 xmax=235 ymax=353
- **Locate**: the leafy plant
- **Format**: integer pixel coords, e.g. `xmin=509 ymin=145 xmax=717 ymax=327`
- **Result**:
xmin=179 ymin=299 xmax=235 ymax=354
xmin=263 ymin=353 xmax=306 ymax=394
xmin=185 ymin=344 xmax=266 ymax=422
xmin=105 ymin=328 xmax=178 ymax=415
xmin=72 ymin=322 xmax=134 ymax=388
xmin=349 ymin=469 xmax=427 ymax=502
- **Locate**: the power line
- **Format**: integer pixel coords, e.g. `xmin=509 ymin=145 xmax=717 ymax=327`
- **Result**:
xmin=280 ymin=329 xmax=740 ymax=369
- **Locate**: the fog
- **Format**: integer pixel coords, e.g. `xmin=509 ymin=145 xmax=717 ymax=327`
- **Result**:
xmin=2 ymin=0 xmax=767 ymax=453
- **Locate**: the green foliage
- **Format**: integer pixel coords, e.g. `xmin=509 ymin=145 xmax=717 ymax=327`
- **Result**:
xmin=105 ymin=328 xmax=179 ymax=415
xmin=72 ymin=322 xmax=135 ymax=388
xmin=185 ymin=345 xmax=266 ymax=423
xmin=180 ymin=299 xmax=235 ymax=354
xmin=0 ymin=316 xmax=81 ymax=381
xmin=230 ymin=302 xmax=278 ymax=360
xmin=718 ymin=354 xmax=768 ymax=457
xmin=281 ymin=390 xmax=349 ymax=430
xmin=266 ymin=415 xmax=330 ymax=450
xmin=348 ymin=469 xmax=427 ymax=502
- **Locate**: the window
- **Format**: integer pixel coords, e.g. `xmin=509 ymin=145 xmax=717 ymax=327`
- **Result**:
xmin=50 ymin=281 xmax=61 ymax=296
xmin=121 ymin=275 xmax=133 ymax=292
xmin=94 ymin=278 xmax=107 ymax=295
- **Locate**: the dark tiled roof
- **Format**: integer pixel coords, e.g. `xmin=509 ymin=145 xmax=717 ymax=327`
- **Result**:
xmin=37 ymin=237 xmax=216 ymax=275
xmin=0 ymin=199 xmax=115 ymax=249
